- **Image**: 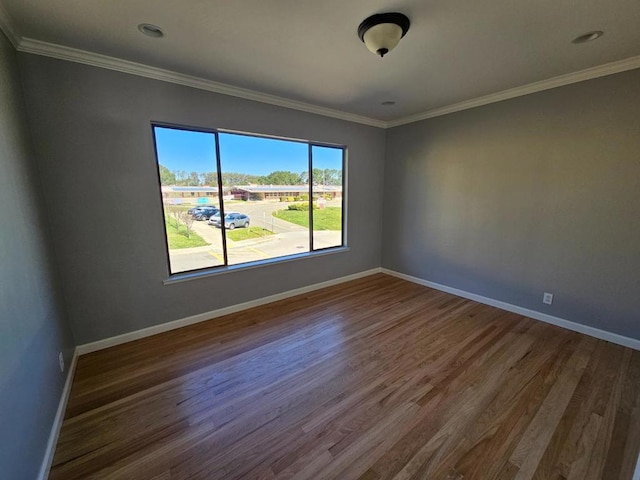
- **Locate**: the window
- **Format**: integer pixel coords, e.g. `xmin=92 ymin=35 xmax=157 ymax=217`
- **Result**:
xmin=152 ymin=125 xmax=345 ymax=276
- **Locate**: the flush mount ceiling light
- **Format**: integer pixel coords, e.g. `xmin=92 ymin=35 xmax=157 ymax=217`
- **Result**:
xmin=138 ymin=23 xmax=164 ymax=38
xmin=358 ymin=12 xmax=410 ymax=57
xmin=572 ymin=30 xmax=604 ymax=44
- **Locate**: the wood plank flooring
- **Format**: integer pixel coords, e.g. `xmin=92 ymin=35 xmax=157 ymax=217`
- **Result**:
xmin=49 ymin=274 xmax=640 ymax=479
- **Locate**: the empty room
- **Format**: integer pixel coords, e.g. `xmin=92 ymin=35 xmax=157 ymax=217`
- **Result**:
xmin=1 ymin=1 xmax=639 ymax=479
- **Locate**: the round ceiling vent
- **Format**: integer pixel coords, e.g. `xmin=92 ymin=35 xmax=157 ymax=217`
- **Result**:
xmin=138 ymin=24 xmax=164 ymax=38
xmin=572 ymin=31 xmax=604 ymax=44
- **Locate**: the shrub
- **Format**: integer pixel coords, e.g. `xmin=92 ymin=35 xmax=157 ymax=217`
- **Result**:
xmin=287 ymin=203 xmax=318 ymax=211
xmin=288 ymin=203 xmax=308 ymax=211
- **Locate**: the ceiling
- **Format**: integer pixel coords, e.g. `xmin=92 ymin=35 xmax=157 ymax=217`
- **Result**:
xmin=1 ymin=0 xmax=639 ymax=125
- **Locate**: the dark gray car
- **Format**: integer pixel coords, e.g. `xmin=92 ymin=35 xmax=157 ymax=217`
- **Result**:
xmin=193 ymin=207 xmax=219 ymax=221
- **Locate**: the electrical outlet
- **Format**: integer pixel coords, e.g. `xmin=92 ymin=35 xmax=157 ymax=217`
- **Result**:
xmin=543 ymin=292 xmax=553 ymax=305
xmin=58 ymin=352 xmax=64 ymax=373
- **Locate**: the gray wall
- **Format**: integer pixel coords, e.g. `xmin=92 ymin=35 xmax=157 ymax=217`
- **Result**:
xmin=383 ymin=69 xmax=640 ymax=339
xmin=18 ymin=54 xmax=386 ymax=345
xmin=0 ymin=35 xmax=74 ymax=480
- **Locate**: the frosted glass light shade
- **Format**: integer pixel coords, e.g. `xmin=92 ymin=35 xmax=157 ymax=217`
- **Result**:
xmin=357 ymin=12 xmax=410 ymax=58
xmin=363 ymin=23 xmax=403 ymax=56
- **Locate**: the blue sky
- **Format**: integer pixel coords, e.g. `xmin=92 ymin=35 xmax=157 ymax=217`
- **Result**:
xmin=153 ymin=126 xmax=342 ymax=176
xmin=312 ymin=145 xmax=342 ymax=171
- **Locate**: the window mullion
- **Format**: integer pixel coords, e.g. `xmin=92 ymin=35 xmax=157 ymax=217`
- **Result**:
xmin=214 ymin=132 xmax=229 ymax=266
xmin=308 ymin=144 xmax=314 ymax=252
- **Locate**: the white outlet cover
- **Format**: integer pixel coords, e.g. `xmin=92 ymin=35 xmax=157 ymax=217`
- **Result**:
xmin=543 ymin=293 xmax=554 ymax=305
xmin=58 ymin=352 xmax=64 ymax=373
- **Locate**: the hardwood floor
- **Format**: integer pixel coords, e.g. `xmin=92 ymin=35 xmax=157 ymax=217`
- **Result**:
xmin=50 ymin=274 xmax=640 ymax=479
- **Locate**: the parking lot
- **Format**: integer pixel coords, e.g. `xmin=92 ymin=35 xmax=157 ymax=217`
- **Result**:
xmin=169 ymin=200 xmax=342 ymax=272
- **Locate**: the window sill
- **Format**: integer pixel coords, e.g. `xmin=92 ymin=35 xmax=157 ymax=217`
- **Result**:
xmin=163 ymin=246 xmax=350 ymax=285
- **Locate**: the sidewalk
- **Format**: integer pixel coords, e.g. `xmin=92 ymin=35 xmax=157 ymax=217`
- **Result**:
xmin=169 ymin=230 xmax=342 ymax=271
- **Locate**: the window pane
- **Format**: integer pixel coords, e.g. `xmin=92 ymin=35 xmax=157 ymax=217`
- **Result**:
xmin=311 ymin=146 xmax=344 ymax=249
xmin=218 ymin=133 xmax=310 ymax=265
xmin=153 ymin=126 xmax=225 ymax=274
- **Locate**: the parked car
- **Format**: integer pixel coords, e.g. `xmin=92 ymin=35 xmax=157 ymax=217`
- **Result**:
xmin=208 ymin=212 xmax=221 ymax=225
xmin=193 ymin=207 xmax=219 ymax=221
xmin=210 ymin=212 xmax=250 ymax=229
xmin=224 ymin=213 xmax=250 ymax=229
xmin=188 ymin=205 xmax=216 ymax=216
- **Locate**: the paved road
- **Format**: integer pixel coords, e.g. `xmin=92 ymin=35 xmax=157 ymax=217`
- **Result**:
xmin=169 ymin=230 xmax=342 ymax=273
xmin=169 ymin=200 xmax=342 ymax=273
xmin=225 ymin=202 xmax=308 ymax=234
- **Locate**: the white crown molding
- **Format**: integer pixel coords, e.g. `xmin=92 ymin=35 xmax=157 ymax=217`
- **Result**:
xmin=16 ymin=37 xmax=388 ymax=128
xmin=387 ymin=54 xmax=640 ymax=128
xmin=0 ymin=0 xmax=19 ymax=47
xmin=3 ymin=25 xmax=640 ymax=129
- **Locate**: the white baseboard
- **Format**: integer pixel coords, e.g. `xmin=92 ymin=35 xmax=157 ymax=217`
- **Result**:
xmin=38 ymin=348 xmax=79 ymax=480
xmin=76 ymin=268 xmax=383 ymax=355
xmin=382 ymin=268 xmax=640 ymax=351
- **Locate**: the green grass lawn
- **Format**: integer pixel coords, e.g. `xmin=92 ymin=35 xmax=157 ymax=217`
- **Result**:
xmin=226 ymin=226 xmax=274 ymax=242
xmin=273 ymin=207 xmax=342 ymax=230
xmin=165 ymin=219 xmax=208 ymax=249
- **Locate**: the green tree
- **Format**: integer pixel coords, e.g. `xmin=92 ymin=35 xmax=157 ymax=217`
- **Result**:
xmin=158 ymin=164 xmax=176 ymax=185
xmin=312 ymin=168 xmax=341 ymax=185
xmin=202 ymin=172 xmax=218 ymax=186
xmin=221 ymin=172 xmax=262 ymax=186
xmin=187 ymin=171 xmax=201 ymax=186
xmin=312 ymin=168 xmax=323 ymax=185
xmin=174 ymin=170 xmax=187 ymax=185
xmin=327 ymin=169 xmax=342 ymax=185
xmin=260 ymin=170 xmax=304 ymax=185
